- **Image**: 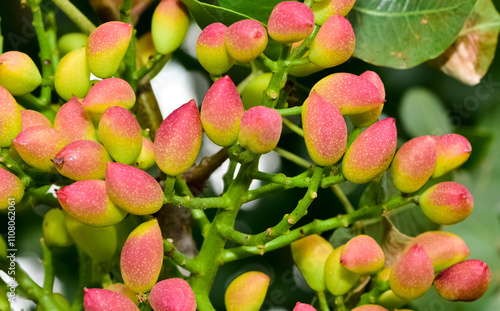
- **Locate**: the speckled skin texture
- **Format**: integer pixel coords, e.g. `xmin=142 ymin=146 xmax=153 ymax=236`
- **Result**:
xmin=133 ymin=137 xmax=156 ymax=170
xmin=12 ymin=126 xmax=69 ymax=173
xmin=238 ymin=106 xmax=282 ymax=154
xmin=55 ymin=47 xmax=91 ymax=101
xmin=150 ymin=278 xmax=197 ymax=311
xmin=83 ymin=288 xmax=139 ymax=311
xmin=419 ymin=182 xmax=474 ymax=225
xmin=20 ymin=110 xmax=52 ymax=131
xmin=351 ymin=305 xmax=388 ymax=311
xmin=225 ymin=19 xmax=268 ymax=63
xmin=311 ymin=0 xmax=357 ymax=25
xmin=54 ymin=97 xmax=98 ymax=142
xmin=86 ymin=21 xmax=132 ymax=78
xmin=53 ymin=140 xmax=111 ymax=180
xmin=57 ymin=180 xmax=127 ymax=226
xmin=432 ymin=134 xmax=471 ymax=178
xmin=311 ymin=73 xmax=385 ymax=115
xmin=82 ymin=78 xmax=136 ymax=122
xmin=225 ymin=271 xmax=270 ymax=311
xmin=98 ymin=106 xmax=143 ymax=165
xmin=350 ymin=71 xmax=385 ymax=127
xmin=201 ymin=76 xmax=244 ymax=147
xmin=342 ymin=118 xmax=397 ymax=184
xmin=309 ymin=15 xmax=355 ymax=68
xmin=293 ymin=302 xmax=317 ymax=311
xmin=268 ymin=1 xmax=315 ymax=43
xmin=325 ymin=245 xmax=360 ymax=295
xmin=152 ymin=0 xmax=190 ymax=55
xmin=405 ymin=231 xmax=469 ymax=272
xmin=389 ymin=244 xmax=434 ymax=300
xmin=154 ymin=100 xmax=203 ymax=176
xmin=105 ymin=162 xmax=163 ymax=215
xmin=0 ymin=51 xmax=42 ymax=96
xmin=196 ymin=23 xmax=234 ymax=75
xmin=120 ymin=219 xmax=163 ymax=293
xmin=0 ymin=168 xmax=24 ymax=210
xmin=302 ymin=91 xmax=347 ymax=166
xmin=390 ymin=135 xmax=437 ymax=193
xmin=0 ymin=85 xmax=21 ymax=147
xmin=340 ymin=235 xmax=384 ymax=275
xmin=434 ymin=259 xmax=491 ymax=302
xmin=291 ymin=234 xmax=334 ymax=291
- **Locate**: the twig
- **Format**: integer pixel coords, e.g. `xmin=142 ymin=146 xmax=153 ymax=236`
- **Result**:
xmin=51 ymin=0 xmax=97 ymax=35
xmin=282 ymin=117 xmax=304 ymax=137
xmin=41 ymin=239 xmax=54 ymax=293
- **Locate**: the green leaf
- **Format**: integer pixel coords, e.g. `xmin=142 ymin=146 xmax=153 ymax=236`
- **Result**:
xmin=218 ymin=0 xmax=283 ymax=24
xmin=181 ymin=0 xmax=253 ymax=28
xmin=349 ymin=0 xmax=478 ymax=68
xmin=399 ymin=87 xmax=453 ymax=137
xmin=428 ymin=0 xmax=500 ymax=85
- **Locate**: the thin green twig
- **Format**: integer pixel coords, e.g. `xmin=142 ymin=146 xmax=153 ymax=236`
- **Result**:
xmin=317 ymin=291 xmax=330 ymax=311
xmin=40 ymin=239 xmax=54 ymax=293
xmin=51 ymin=0 xmax=97 ymax=35
xmin=273 ymin=147 xmax=312 ymax=168
xmin=282 ymin=117 xmax=304 ymax=137
xmin=277 ymin=106 xmax=303 ymax=116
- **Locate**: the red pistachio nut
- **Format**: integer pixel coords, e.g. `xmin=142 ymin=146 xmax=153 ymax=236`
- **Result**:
xmin=268 ymin=1 xmax=315 ymax=43
xmin=120 ymin=219 xmax=163 ymax=293
xmin=150 ymin=278 xmax=197 ymax=311
xmin=419 ymin=182 xmax=474 ymax=225
xmin=201 ymin=75 xmax=244 ymax=147
xmin=0 ymin=85 xmax=22 ymax=148
xmin=225 ymin=271 xmax=270 ymax=311
xmin=54 ymin=47 xmax=91 ymax=101
xmin=238 ymin=106 xmax=282 ymax=154
xmin=293 ymin=302 xmax=317 ymax=311
xmin=154 ymin=100 xmax=203 ymax=176
xmin=311 ymin=0 xmax=357 ymax=25
xmin=54 ymin=97 xmax=98 ymax=142
xmin=342 ymin=118 xmax=397 ymax=184
xmin=351 ymin=305 xmax=389 ymax=311
xmin=196 ymin=23 xmax=234 ymax=75
xmin=390 ymin=244 xmax=434 ymax=300
xmin=225 ymin=19 xmax=268 ymax=63
xmin=340 ymin=235 xmax=385 ymax=275
xmin=432 ymin=134 xmax=472 ymax=178
xmin=20 ymin=110 xmax=52 ymax=131
xmin=83 ymin=288 xmax=139 ymax=311
xmin=349 ymin=71 xmax=386 ymax=128
xmin=152 ymin=0 xmax=190 ymax=55
xmin=390 ymin=136 xmax=437 ymax=193
xmin=0 ymin=167 xmax=24 ymax=211
xmin=0 ymin=51 xmax=42 ymax=96
xmin=86 ymin=21 xmax=133 ymax=78
xmin=325 ymin=245 xmax=360 ymax=296
xmin=302 ymin=91 xmax=347 ymax=166
xmin=132 ymin=137 xmax=156 ymax=170
xmin=434 ymin=259 xmax=490 ymax=302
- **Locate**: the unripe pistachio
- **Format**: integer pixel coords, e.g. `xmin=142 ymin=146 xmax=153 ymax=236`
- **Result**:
xmin=434 ymin=259 xmax=490 ymax=302
xmin=58 ymin=32 xmax=88 ymax=56
xmin=136 ymin=32 xmax=159 ymax=67
xmin=21 ymin=110 xmax=52 ymax=131
xmin=238 ymin=106 xmax=282 ymax=154
xmin=419 ymin=182 xmax=474 ymax=225
xmin=54 ymin=97 xmax=98 ymax=142
xmin=55 ymin=47 xmax=91 ymax=101
xmin=201 ymin=76 xmax=244 ymax=146
xmin=12 ymin=126 xmax=69 ymax=173
xmin=241 ymin=73 xmax=272 ymax=110
xmin=98 ymin=106 xmax=143 ymax=165
xmin=340 ymin=235 xmax=384 ymax=275
xmin=390 ymin=136 xmax=437 ymax=193
xmin=196 ymin=23 xmax=234 ymax=75
xmin=64 ymin=212 xmax=117 ymax=262
xmin=350 ymin=71 xmax=385 ymax=127
xmin=293 ymin=302 xmax=317 ymax=311
xmin=151 ymin=0 xmax=190 ymax=55
xmin=0 ymin=51 xmax=42 ymax=96
xmin=133 ymin=137 xmax=155 ymax=170
xmin=291 ymin=234 xmax=334 ymax=291
xmin=311 ymin=0 xmax=357 ymax=25
xmin=105 ymin=162 xmax=163 ymax=215
xmin=86 ymin=21 xmax=133 ymax=78
xmin=225 ymin=271 xmax=270 ymax=311
xmin=0 ymin=85 xmax=22 ymax=147
xmin=311 ymin=73 xmax=385 ymax=115
xmin=268 ymin=2 xmax=315 ymax=43
xmin=432 ymin=134 xmax=471 ymax=178
xmin=377 ymin=290 xmax=408 ymax=310
xmin=342 ymin=118 xmax=397 ymax=184
xmin=57 ymin=180 xmax=127 ymax=226
xmin=52 ymin=140 xmax=112 ymax=180
xmin=105 ymin=283 xmax=139 ymax=305
xmin=0 ymin=168 xmax=24 ymax=211
xmin=154 ymin=100 xmax=203 ymax=176
xmin=405 ymin=231 xmax=469 ymax=272
xmin=351 ymin=305 xmax=388 ymax=311
xmin=309 ymin=15 xmax=355 ymax=68
xmin=225 ymin=19 xmax=268 ymax=63
xmin=377 ymin=267 xmax=392 ymax=282
xmin=390 ymin=244 xmax=434 ymax=300
xmin=81 ymin=78 xmax=136 ymax=122
xmin=324 ymin=245 xmax=360 ymax=295
xmin=43 ymin=209 xmax=74 ymax=247
xmin=302 ymin=91 xmax=347 ymax=166
xmin=150 ymin=278 xmax=197 ymax=311
xmin=83 ymin=288 xmax=139 ymax=311
xmin=121 ymin=219 xmax=164 ymax=293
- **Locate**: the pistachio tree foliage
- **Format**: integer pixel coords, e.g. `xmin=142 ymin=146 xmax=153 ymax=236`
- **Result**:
xmin=0 ymin=0 xmax=499 ymax=310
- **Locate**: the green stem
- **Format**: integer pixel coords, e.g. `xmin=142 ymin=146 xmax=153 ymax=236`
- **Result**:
xmin=277 ymin=106 xmax=303 ymax=116
xmin=41 ymin=239 xmax=54 ymax=293
xmin=163 ymin=239 xmax=199 ymax=273
xmin=71 ymin=248 xmax=90 ymax=311
xmin=262 ymin=44 xmax=292 ymax=108
xmin=175 ymin=178 xmax=211 ymax=236
xmin=120 ymin=0 xmax=134 ymax=23
xmin=356 ymin=280 xmax=390 ymax=306
xmin=166 ymin=195 xmax=226 ymax=210
xmin=222 ymin=160 xmax=238 ymax=194
xmin=334 ymin=296 xmax=347 ymax=311
xmin=286 ymin=57 xmax=311 ymax=67
xmin=133 ymin=53 xmax=169 ymax=81
xmin=273 ymin=147 xmax=312 ymax=168
xmin=0 ymin=17 xmax=4 ymax=54
xmin=45 ymin=10 xmax=59 ymax=73
xmin=331 ymin=184 xmax=355 ymax=214
xmin=291 ymin=25 xmax=320 ymax=59
xmin=257 ymin=54 xmax=277 ymax=71
xmin=317 ymin=291 xmax=330 ymax=311
xmin=0 ymin=148 xmax=31 ymax=186
xmin=51 ymin=0 xmax=96 ymax=35
xmin=282 ymin=117 xmax=304 ymax=137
